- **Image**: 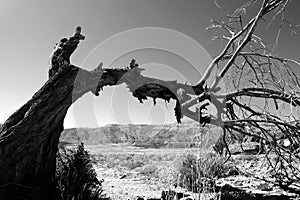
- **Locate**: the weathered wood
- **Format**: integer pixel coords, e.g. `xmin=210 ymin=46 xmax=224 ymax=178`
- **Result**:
xmin=0 ymin=29 xmax=203 ymax=199
xmin=1 ymin=1 xmax=300 ymax=197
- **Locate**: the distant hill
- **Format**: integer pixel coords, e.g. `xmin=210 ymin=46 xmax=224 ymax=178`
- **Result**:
xmin=60 ymin=122 xmax=222 ymax=148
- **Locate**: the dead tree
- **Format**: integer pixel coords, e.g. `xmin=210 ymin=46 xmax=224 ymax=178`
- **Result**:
xmin=0 ymin=26 xmax=206 ymax=199
xmin=202 ymin=0 xmax=300 ymax=194
xmin=0 ymin=0 xmax=299 ymax=199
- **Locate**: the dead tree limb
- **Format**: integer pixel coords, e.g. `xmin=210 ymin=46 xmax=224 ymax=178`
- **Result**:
xmin=1 ymin=0 xmax=300 ymax=198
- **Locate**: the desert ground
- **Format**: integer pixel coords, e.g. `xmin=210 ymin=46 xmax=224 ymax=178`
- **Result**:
xmin=77 ymin=143 xmax=299 ymax=200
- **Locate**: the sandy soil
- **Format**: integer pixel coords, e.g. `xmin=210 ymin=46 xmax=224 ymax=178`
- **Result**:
xmin=84 ymin=144 xmax=300 ymax=200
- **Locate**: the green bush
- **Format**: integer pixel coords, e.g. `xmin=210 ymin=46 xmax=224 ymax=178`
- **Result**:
xmin=175 ymin=151 xmax=235 ymax=193
xmin=56 ymin=143 xmax=106 ymax=200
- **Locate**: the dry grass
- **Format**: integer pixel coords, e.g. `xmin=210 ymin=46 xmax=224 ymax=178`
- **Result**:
xmin=95 ymin=152 xmax=177 ymax=171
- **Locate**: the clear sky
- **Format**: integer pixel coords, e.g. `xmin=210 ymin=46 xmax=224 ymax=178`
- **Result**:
xmin=1 ymin=0 xmax=300 ymax=128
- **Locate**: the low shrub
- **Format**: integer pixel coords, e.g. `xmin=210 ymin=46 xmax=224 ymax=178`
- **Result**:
xmin=174 ymin=151 xmax=234 ymax=193
xmin=56 ymin=143 xmax=106 ymax=200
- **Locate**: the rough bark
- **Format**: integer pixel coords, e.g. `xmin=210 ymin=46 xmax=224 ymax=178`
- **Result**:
xmin=1 ymin=1 xmax=300 ymax=198
xmin=0 ymin=28 xmax=204 ymax=199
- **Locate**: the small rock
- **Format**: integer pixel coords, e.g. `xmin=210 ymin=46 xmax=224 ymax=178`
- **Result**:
xmin=180 ymin=197 xmax=194 ymax=200
xmin=221 ymin=184 xmax=242 ymax=192
xmin=227 ymin=168 xmax=239 ymax=176
xmin=120 ymin=174 xmax=127 ymax=179
xmin=258 ymin=183 xmax=272 ymax=191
